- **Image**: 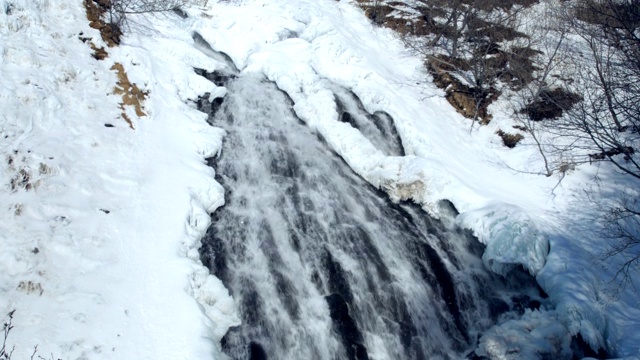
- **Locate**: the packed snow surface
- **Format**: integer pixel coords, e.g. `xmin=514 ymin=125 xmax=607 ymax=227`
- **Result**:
xmin=0 ymin=0 xmax=638 ymax=359
xmin=0 ymin=0 xmax=237 ymax=358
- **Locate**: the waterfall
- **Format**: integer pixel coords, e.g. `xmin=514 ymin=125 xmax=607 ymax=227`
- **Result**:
xmin=197 ymin=73 xmax=542 ymax=360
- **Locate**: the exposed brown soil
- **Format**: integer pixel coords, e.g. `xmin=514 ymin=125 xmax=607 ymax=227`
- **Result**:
xmin=523 ymin=88 xmax=582 ymax=121
xmin=428 ymin=58 xmax=498 ymax=124
xmin=496 ymin=129 xmax=524 ymax=148
xmin=90 ymin=42 xmax=109 ymax=60
xmin=497 ymin=46 xmax=542 ymax=89
xmin=512 ymin=124 xmax=529 ymax=132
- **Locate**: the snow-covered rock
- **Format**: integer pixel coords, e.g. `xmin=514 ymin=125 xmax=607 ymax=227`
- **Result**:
xmin=457 ymin=203 xmax=549 ymax=276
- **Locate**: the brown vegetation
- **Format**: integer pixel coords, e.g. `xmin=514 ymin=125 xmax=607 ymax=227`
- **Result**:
xmin=82 ymin=0 xmax=118 ymax=59
xmin=82 ymin=2 xmax=150 ymax=129
xmin=111 ymin=63 xmax=148 ymax=129
xmin=523 ymin=88 xmax=581 ymax=121
xmin=355 ymin=0 xmax=540 ymax=124
xmin=78 ymin=33 xmax=109 ymax=60
xmin=496 ymin=129 xmax=524 ymax=148
xmin=428 ymin=56 xmax=499 ymax=124
xmin=84 ymin=0 xmax=122 ymax=47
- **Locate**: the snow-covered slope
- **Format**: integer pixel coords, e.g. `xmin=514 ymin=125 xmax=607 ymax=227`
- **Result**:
xmin=0 ymin=1 xmax=237 ymax=358
xmin=1 ymin=0 xmax=638 ymax=359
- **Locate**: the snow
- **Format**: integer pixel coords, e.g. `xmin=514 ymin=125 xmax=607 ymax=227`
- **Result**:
xmin=1 ymin=0 xmax=638 ymax=359
xmin=0 ymin=0 xmax=237 ymax=358
xmin=457 ymin=203 xmax=549 ymax=277
xmin=476 ymin=309 xmax=574 ymax=360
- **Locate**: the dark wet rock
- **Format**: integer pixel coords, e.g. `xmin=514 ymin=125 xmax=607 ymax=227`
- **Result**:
xmin=172 ymin=7 xmax=187 ymax=18
xmin=326 ymin=294 xmax=370 ymax=360
xmin=331 ymin=85 xmax=405 ymax=156
xmin=249 ymin=341 xmax=268 ymax=360
xmin=195 ymin=68 xmax=236 ymax=87
xmin=412 ymin=239 xmax=468 ymax=343
xmin=196 ymin=93 xmax=226 ymax=119
xmin=323 ymin=249 xmax=354 ymax=304
xmin=437 ymin=199 xmax=460 ymax=218
xmin=570 ymin=334 xmax=608 ymax=360
xmin=487 ymin=297 xmax=510 ymax=321
xmin=192 ymin=32 xmax=239 ymax=73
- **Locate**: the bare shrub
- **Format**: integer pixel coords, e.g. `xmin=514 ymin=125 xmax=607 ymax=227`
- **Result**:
xmin=0 ymin=311 xmax=15 ymax=360
xmin=84 ymin=0 xmax=192 ymax=45
xmin=523 ymin=88 xmax=582 ymax=121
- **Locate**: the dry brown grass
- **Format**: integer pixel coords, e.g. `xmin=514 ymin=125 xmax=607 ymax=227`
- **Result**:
xmin=496 ymin=129 xmax=524 ymax=148
xmin=78 ymin=33 xmax=108 ymax=60
xmin=90 ymin=42 xmax=109 ymax=60
xmin=83 ymin=0 xmax=121 ymax=47
xmin=428 ymin=59 xmax=497 ymax=124
xmin=81 ymin=0 xmax=116 ymax=60
xmin=111 ymin=62 xmax=148 ymax=129
xmin=82 ymin=2 xmax=147 ymax=129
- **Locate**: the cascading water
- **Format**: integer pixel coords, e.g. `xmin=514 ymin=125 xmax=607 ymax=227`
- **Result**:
xmin=197 ymin=73 xmax=542 ymax=360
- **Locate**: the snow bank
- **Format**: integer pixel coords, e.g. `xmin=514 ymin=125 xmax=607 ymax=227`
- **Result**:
xmin=476 ymin=309 xmax=573 ymax=359
xmin=0 ymin=1 xmax=237 ymax=358
xmin=457 ymin=203 xmax=549 ymax=276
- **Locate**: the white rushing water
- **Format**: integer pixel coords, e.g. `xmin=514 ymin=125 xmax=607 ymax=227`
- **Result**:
xmin=198 ymin=74 xmax=542 ymax=360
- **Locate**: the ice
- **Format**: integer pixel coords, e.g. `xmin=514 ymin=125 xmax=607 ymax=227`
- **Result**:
xmin=476 ymin=309 xmax=573 ymax=360
xmin=457 ymin=203 xmax=550 ymax=276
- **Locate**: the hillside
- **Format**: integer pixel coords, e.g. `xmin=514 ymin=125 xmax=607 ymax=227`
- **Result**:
xmin=0 ymin=0 xmax=638 ymax=359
